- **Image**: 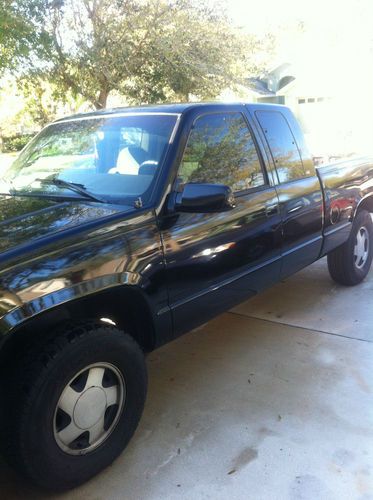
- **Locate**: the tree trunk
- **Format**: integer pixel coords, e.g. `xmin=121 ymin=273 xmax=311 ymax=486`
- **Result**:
xmin=95 ymin=88 xmax=109 ymax=109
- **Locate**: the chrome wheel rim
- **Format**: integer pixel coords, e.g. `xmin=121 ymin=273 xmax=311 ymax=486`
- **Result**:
xmin=354 ymin=226 xmax=369 ymax=269
xmin=54 ymin=363 xmax=125 ymax=455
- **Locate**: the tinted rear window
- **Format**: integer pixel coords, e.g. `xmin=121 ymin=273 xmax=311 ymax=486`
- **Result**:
xmin=256 ymin=110 xmax=306 ymax=183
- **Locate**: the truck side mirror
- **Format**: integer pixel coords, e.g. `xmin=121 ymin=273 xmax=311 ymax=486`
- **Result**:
xmin=172 ymin=183 xmax=236 ymax=213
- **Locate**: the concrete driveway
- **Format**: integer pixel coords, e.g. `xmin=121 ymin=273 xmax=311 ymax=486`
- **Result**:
xmin=1 ymin=258 xmax=373 ymax=499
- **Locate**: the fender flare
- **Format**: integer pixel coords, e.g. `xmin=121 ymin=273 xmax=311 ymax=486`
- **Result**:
xmin=0 ymin=271 xmax=142 ymax=336
xmin=353 ymin=192 xmax=373 ymax=219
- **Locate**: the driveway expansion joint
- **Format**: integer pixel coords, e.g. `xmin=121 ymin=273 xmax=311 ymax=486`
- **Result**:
xmin=227 ymin=311 xmax=373 ymax=344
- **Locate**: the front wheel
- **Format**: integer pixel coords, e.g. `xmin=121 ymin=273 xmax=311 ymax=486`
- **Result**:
xmin=327 ymin=209 xmax=373 ymax=286
xmin=1 ymin=322 xmax=147 ymax=491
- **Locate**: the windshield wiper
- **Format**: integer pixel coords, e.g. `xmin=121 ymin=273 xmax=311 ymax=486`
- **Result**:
xmin=36 ymin=178 xmax=106 ymax=203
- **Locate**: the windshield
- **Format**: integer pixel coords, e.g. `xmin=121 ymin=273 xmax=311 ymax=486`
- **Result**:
xmin=1 ymin=113 xmax=178 ymax=204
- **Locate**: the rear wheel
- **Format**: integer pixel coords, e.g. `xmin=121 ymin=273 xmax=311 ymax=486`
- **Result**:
xmin=1 ymin=322 xmax=147 ymax=491
xmin=327 ymin=209 xmax=373 ymax=285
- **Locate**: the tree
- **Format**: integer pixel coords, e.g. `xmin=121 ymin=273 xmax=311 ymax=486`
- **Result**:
xmin=1 ymin=0 xmax=271 ymax=109
xmin=19 ymin=76 xmax=87 ymax=128
xmin=0 ymin=1 xmax=30 ymax=73
xmin=0 ymin=1 xmax=49 ymax=75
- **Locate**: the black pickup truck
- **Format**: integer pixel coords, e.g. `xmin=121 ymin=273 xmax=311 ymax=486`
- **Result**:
xmin=0 ymin=103 xmax=373 ymax=490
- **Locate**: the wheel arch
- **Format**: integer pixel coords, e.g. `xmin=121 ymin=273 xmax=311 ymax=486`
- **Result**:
xmin=0 ymin=285 xmax=157 ymax=368
xmin=355 ymin=193 xmax=373 ymax=217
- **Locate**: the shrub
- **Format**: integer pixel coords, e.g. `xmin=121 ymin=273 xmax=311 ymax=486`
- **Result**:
xmin=1 ymin=134 xmax=35 ymax=153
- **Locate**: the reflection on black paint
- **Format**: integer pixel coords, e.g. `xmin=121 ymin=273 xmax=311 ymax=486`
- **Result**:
xmin=0 ymin=195 xmax=121 ymax=253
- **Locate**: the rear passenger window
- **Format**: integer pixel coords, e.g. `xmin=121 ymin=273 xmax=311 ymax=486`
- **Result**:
xmin=179 ymin=113 xmax=265 ymax=192
xmin=256 ymin=110 xmax=306 ymax=183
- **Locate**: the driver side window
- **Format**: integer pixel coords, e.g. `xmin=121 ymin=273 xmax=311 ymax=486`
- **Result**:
xmin=179 ymin=112 xmax=265 ymax=192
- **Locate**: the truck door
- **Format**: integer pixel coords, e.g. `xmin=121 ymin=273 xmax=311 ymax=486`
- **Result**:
xmin=160 ymin=109 xmax=282 ymax=335
xmin=253 ymin=108 xmax=323 ymax=278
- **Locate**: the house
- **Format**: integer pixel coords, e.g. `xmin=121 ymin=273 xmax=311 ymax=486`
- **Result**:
xmin=249 ymin=63 xmax=370 ymax=159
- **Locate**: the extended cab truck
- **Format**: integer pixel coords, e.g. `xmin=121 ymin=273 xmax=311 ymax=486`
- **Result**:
xmin=0 ymin=103 xmax=373 ymax=490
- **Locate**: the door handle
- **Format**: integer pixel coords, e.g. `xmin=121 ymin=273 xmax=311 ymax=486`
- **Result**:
xmin=265 ymin=204 xmax=279 ymax=217
xmin=287 ymin=204 xmax=303 ymax=214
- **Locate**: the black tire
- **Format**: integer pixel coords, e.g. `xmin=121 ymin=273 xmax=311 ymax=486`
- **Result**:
xmin=327 ymin=209 xmax=373 ymax=286
xmin=0 ymin=322 xmax=147 ymax=491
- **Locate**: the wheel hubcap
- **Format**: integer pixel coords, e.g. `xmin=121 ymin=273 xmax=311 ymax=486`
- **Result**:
xmin=354 ymin=226 xmax=369 ymax=269
xmin=54 ymin=363 xmax=125 ymax=455
xmin=74 ymin=387 xmax=107 ymax=429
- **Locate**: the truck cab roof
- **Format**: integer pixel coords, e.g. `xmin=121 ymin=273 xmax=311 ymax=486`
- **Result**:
xmin=54 ymin=101 xmax=287 ymax=123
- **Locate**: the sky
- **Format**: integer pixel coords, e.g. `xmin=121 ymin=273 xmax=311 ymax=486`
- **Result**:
xmin=227 ymin=0 xmax=373 ymax=74
xmin=227 ymin=0 xmax=373 ymax=36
